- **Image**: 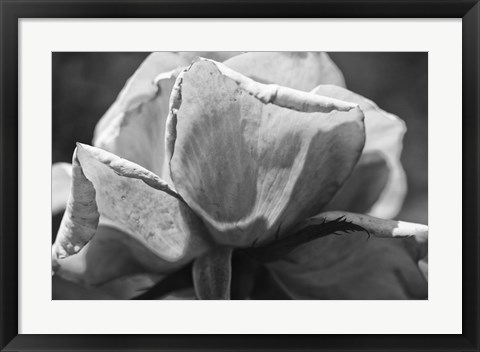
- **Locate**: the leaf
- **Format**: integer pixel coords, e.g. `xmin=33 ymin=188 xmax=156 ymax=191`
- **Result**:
xmin=192 ymin=247 xmax=233 ymax=300
xmin=167 ymin=59 xmax=365 ymax=247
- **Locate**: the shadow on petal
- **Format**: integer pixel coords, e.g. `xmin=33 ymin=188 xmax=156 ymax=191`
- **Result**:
xmin=52 ymin=162 xmax=72 ymax=215
xmin=267 ymin=233 xmax=427 ymax=300
xmin=52 ymin=275 xmax=115 ymax=300
xmin=314 ymin=85 xmax=407 ymax=219
xmin=55 ymin=225 xmax=165 ymax=287
xmin=52 ymin=272 xmax=184 ymax=300
xmin=326 ymin=152 xmax=389 ymax=214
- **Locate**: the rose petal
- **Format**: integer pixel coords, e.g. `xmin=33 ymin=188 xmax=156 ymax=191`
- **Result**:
xmin=178 ymin=51 xmax=242 ymax=62
xmin=418 ymin=255 xmax=428 ymax=280
xmin=55 ymin=225 xmax=167 ymax=287
xmin=52 ymin=275 xmax=114 ymax=300
xmin=267 ymin=233 xmax=428 ymax=299
xmin=324 ymin=152 xmax=389 ymax=213
xmin=93 ymin=52 xmax=189 ymax=179
xmin=313 ymin=85 xmax=407 ymax=218
xmin=52 ymin=162 xmax=72 ymax=215
xmin=303 ymin=211 xmax=428 ymax=258
xmin=224 ymin=52 xmax=346 ymax=89
xmin=167 ymin=59 xmax=365 ymax=247
xmin=53 ymin=273 xmax=167 ymax=300
xmin=53 ymin=150 xmax=100 ymax=259
xmin=100 ymin=272 xmax=164 ymax=299
xmin=268 ymin=212 xmax=427 ymax=299
xmin=53 ymin=144 xmax=211 ymax=272
xmin=162 ymin=288 xmax=197 ymax=300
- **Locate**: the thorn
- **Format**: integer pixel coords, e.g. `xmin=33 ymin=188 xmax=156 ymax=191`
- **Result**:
xmin=274 ymin=223 xmax=282 ymax=241
xmin=365 ymin=230 xmax=371 ymax=240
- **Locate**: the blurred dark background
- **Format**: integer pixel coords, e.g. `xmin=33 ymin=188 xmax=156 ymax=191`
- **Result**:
xmin=52 ymin=52 xmax=427 ymax=224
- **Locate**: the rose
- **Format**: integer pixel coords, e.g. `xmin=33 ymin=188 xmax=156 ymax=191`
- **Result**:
xmin=51 ymin=52 xmax=427 ymax=300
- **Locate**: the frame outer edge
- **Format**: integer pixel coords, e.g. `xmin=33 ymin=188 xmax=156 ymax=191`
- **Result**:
xmin=462 ymin=1 xmax=480 ymax=349
xmin=1 ymin=0 xmax=480 ymax=351
xmin=0 ymin=1 xmax=19 ymax=351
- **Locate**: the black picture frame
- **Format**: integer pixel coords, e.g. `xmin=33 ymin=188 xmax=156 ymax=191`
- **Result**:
xmin=1 ymin=1 xmax=479 ymax=351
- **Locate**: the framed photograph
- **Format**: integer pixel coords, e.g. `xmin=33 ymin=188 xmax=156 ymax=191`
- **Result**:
xmin=1 ymin=0 xmax=478 ymax=351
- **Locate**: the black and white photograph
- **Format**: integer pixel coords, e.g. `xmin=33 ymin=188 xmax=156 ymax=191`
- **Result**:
xmin=51 ymin=52 xmax=428 ymax=300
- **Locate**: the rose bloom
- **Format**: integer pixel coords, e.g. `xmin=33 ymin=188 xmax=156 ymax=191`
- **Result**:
xmin=51 ymin=52 xmax=428 ymax=300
